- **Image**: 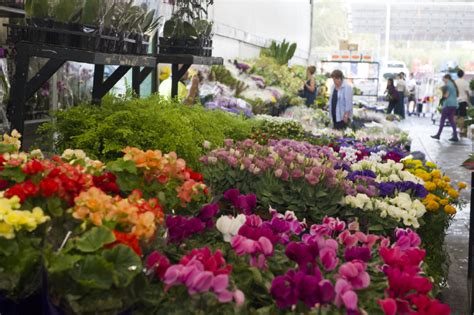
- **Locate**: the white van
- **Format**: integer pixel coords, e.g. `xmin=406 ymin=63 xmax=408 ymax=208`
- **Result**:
xmin=378 ymin=60 xmax=410 ymax=97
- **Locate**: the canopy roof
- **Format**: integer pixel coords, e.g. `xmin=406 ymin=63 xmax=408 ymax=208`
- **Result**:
xmin=349 ymin=1 xmax=474 ymax=41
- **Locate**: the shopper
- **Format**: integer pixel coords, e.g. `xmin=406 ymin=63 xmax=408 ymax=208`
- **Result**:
xmin=386 ymin=78 xmax=399 ymax=115
xmin=302 ymin=66 xmax=317 ymax=106
xmin=159 ymin=64 xmax=200 ymax=105
xmin=431 ymin=74 xmax=459 ymax=142
xmin=328 ymin=70 xmax=353 ymax=130
xmin=455 ymin=69 xmax=471 ymax=136
xmin=395 ymin=73 xmax=407 ymax=119
xmin=407 ymin=73 xmax=417 ymax=115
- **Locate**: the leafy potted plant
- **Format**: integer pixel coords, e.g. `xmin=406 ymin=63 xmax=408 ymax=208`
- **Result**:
xmin=160 ymin=0 xmax=214 ymax=56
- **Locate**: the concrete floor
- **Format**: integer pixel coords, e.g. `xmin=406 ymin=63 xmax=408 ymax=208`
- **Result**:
xmin=399 ymin=115 xmax=473 ymax=314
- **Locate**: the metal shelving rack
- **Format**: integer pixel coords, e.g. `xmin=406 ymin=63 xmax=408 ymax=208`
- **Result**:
xmin=0 ymin=5 xmax=224 ymax=139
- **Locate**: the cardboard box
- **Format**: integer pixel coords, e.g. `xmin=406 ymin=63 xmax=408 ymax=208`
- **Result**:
xmin=348 ymin=43 xmax=359 ymax=51
xmin=339 ymin=40 xmax=349 ymax=50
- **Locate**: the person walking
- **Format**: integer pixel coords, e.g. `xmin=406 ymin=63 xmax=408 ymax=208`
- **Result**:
xmin=407 ymin=73 xmax=417 ymax=115
xmin=455 ymin=69 xmax=471 ymax=136
xmin=395 ymin=73 xmax=407 ymax=119
xmin=431 ymin=74 xmax=459 ymax=142
xmin=386 ymin=78 xmax=399 ymax=115
xmin=328 ymin=70 xmax=353 ymax=130
xmin=302 ymin=66 xmax=317 ymax=106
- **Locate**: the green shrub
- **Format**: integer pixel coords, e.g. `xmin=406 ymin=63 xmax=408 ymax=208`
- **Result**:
xmin=36 ymin=95 xmax=257 ymax=169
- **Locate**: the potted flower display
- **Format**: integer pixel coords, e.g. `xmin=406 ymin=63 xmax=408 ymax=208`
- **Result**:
xmin=160 ymin=0 xmax=214 ymax=56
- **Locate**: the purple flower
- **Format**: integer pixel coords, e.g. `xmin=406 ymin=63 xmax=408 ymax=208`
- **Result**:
xmin=285 ymin=242 xmax=319 ymax=271
xmin=270 ymin=269 xmax=335 ymax=309
xmin=224 ymin=188 xmax=240 ymax=204
xmin=235 ymin=194 xmax=257 ymax=214
xmin=344 ymin=247 xmax=371 ymax=262
xmin=199 ymin=203 xmax=220 ymax=220
xmin=166 ymin=215 xmax=205 ymax=243
xmin=270 ymin=271 xmax=299 ymax=308
xmin=395 ymin=228 xmax=422 ymax=250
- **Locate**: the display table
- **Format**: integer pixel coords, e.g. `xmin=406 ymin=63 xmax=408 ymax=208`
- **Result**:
xmin=6 ymin=41 xmax=223 ymax=140
xmin=7 ymin=42 xmax=157 ymax=136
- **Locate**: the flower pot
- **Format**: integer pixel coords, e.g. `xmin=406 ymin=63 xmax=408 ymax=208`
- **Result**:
xmin=79 ymin=25 xmax=100 ymax=52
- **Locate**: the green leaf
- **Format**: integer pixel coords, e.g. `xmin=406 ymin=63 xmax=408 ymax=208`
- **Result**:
xmin=69 ymin=255 xmax=114 ymax=289
xmin=47 ymin=252 xmax=81 ymax=274
xmin=102 ymin=245 xmax=142 ymax=288
xmin=163 ymin=19 xmax=177 ymax=38
xmin=0 ymin=237 xmax=19 ymax=256
xmin=47 ymin=197 xmax=64 ymax=217
xmin=0 ymin=167 xmax=26 ymax=183
xmin=107 ymin=159 xmax=137 ymax=174
xmin=75 ymin=227 xmax=115 ymax=253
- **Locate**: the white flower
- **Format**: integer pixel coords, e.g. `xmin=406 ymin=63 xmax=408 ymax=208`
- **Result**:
xmin=216 ymin=214 xmax=246 ymax=242
xmin=388 ymin=174 xmax=400 ymax=182
xmin=73 ymin=150 xmax=86 ymax=160
xmin=30 ymin=149 xmax=44 ymax=159
xmin=203 ymin=140 xmax=211 ymax=149
xmin=62 ymin=149 xmax=75 ymax=160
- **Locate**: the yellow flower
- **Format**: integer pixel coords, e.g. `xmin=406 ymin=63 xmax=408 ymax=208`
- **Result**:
xmin=444 ymin=205 xmax=456 ymax=215
xmin=440 ymin=199 xmax=449 ymax=206
xmin=433 ymin=179 xmax=446 ymax=189
xmin=458 ymin=182 xmax=467 ymax=190
xmin=32 ymin=208 xmax=49 ymax=224
xmin=426 ymin=161 xmax=437 ymax=169
xmin=418 ymin=173 xmax=431 ymax=182
xmin=431 ymin=170 xmax=441 ymax=179
xmin=0 ymin=222 xmax=14 ymax=239
xmin=424 ymin=182 xmax=436 ymax=191
xmin=443 ymin=176 xmax=451 ymax=182
xmin=448 ymin=189 xmax=460 ymax=199
xmin=426 ymin=200 xmax=440 ymax=211
xmin=4 ymin=211 xmax=26 ymax=226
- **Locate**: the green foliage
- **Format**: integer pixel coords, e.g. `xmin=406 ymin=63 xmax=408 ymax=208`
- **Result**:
xmin=75 ymin=227 xmax=115 ymax=253
xmin=26 ymin=0 xmax=50 ymax=19
xmin=416 ymin=211 xmax=453 ymax=293
xmin=81 ymin=0 xmax=101 ymax=25
xmin=251 ymin=120 xmax=307 ymax=144
xmin=202 ymin=162 xmax=345 ymax=224
xmin=163 ymin=0 xmax=214 ymax=39
xmin=46 ymin=228 xmax=143 ymax=315
xmin=53 ymin=0 xmax=82 ymax=23
xmin=470 ymin=79 xmax=474 ymax=91
xmin=210 ymin=66 xmax=248 ymax=96
xmin=261 ymin=40 xmax=297 ymax=65
xmin=36 ymin=95 xmax=256 ymax=170
xmin=249 ymin=57 xmax=305 ymax=99
xmin=0 ymin=236 xmax=42 ymax=300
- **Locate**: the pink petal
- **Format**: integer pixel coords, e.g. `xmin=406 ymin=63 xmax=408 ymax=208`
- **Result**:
xmin=212 ymin=274 xmax=229 ymax=293
xmin=342 ymin=290 xmax=358 ymax=310
xmin=378 ymin=298 xmax=397 ymax=315
xmin=234 ymin=289 xmax=245 ymax=306
xmin=258 ymin=236 xmax=274 ymax=256
xmin=217 ymin=290 xmax=234 ymax=303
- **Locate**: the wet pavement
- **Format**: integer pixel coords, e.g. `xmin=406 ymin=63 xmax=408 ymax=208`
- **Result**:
xmin=398 ymin=115 xmax=473 ymax=314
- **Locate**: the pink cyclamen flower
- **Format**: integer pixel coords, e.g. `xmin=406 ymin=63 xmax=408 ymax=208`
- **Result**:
xmin=335 ymin=279 xmax=358 ymax=311
xmin=338 ymin=261 xmax=370 ymax=290
xmin=378 ymin=298 xmax=397 ymax=315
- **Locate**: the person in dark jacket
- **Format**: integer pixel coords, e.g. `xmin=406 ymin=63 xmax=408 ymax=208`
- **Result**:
xmin=386 ymin=78 xmax=399 ymax=114
xmin=302 ymin=66 xmax=317 ymax=106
